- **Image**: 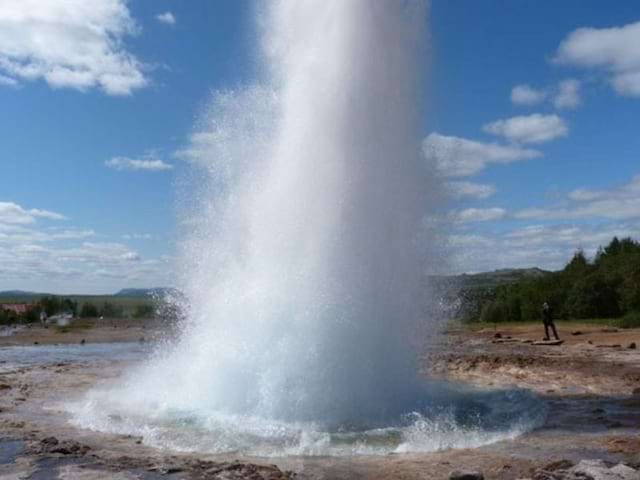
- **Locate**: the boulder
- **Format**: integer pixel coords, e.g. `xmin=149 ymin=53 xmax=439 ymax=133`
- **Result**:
xmin=569 ymin=460 xmax=639 ymax=480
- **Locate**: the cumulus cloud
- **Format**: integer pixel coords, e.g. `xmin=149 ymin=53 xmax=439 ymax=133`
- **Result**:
xmin=0 ymin=202 xmax=66 ymax=224
xmin=553 ymin=79 xmax=582 ymax=109
xmin=0 ymin=73 xmax=17 ymax=87
xmin=122 ymin=233 xmax=152 ymax=240
xmin=448 ymin=207 xmax=506 ymax=223
xmin=483 ymin=114 xmax=568 ymax=144
xmin=156 ymin=12 xmax=176 ymax=26
xmin=450 ymin=222 xmax=640 ymax=274
xmin=0 ymin=0 xmax=148 ymax=95
xmin=555 ymin=21 xmax=640 ymax=97
xmin=423 ymin=133 xmax=541 ymax=177
xmin=515 ymin=175 xmax=640 ymax=221
xmin=446 ymin=181 xmax=496 ymax=199
xmin=511 ymin=84 xmax=546 ymax=106
xmin=0 ymin=208 xmax=170 ymax=292
xmin=105 ymin=156 xmax=173 ymax=171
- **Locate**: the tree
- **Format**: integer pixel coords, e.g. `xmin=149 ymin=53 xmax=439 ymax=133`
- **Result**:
xmin=80 ymin=303 xmax=99 ymax=318
xmin=133 ymin=304 xmax=154 ymax=318
xmin=100 ymin=301 xmax=124 ymax=318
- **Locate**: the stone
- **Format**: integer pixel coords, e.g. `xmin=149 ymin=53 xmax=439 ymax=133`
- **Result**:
xmin=544 ymin=460 xmax=575 ymax=471
xmin=628 ymin=342 xmax=636 ymax=350
xmin=569 ymin=459 xmax=639 ymax=480
xmin=449 ymin=470 xmax=484 ymax=480
xmin=41 ymin=436 xmax=59 ymax=447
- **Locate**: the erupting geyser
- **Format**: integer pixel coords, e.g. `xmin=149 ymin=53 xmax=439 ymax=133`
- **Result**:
xmin=71 ymin=0 xmax=544 ymax=456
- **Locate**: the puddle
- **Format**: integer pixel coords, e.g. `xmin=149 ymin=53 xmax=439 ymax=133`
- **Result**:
xmin=0 ymin=438 xmax=24 ymax=465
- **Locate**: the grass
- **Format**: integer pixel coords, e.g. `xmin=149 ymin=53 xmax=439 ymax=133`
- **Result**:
xmin=462 ymin=315 xmax=640 ymax=331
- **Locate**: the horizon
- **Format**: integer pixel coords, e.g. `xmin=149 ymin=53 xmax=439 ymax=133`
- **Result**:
xmin=1 ymin=1 xmax=640 ymax=294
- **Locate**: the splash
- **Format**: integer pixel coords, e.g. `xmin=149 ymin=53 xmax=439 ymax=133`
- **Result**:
xmin=70 ymin=0 xmax=545 ymax=455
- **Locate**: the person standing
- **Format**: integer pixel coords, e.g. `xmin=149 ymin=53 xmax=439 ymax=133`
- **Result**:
xmin=542 ymin=302 xmax=560 ymax=341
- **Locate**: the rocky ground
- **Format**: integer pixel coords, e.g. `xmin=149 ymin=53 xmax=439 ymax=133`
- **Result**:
xmin=0 ymin=320 xmax=162 ymax=347
xmin=1 ymin=322 xmax=639 ymax=479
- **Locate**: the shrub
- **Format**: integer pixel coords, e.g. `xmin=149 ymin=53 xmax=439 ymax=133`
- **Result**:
xmin=618 ymin=311 xmax=640 ymax=329
xmin=80 ymin=303 xmax=99 ymax=318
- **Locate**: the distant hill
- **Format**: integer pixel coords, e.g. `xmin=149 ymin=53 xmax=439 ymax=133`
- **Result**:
xmin=0 ymin=290 xmax=42 ymax=298
xmin=456 ymin=267 xmax=551 ymax=290
xmin=113 ymin=288 xmax=177 ymax=298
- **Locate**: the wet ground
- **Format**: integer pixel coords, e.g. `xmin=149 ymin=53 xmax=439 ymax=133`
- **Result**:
xmin=1 ymin=323 xmax=639 ymax=479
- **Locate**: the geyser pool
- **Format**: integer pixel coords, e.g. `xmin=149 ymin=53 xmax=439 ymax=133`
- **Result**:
xmin=69 ymin=0 xmax=546 ymax=455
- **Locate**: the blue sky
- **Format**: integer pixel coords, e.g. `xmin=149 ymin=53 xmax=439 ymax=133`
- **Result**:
xmin=0 ymin=1 xmax=639 ymax=293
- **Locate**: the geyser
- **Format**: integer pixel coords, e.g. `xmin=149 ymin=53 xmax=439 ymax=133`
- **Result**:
xmin=168 ymin=0 xmax=434 ymax=424
xmin=70 ymin=0 xmax=545 ymax=455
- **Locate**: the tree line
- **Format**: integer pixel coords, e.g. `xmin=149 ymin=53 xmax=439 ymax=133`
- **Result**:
xmin=0 ymin=297 xmax=156 ymax=325
xmin=461 ymin=236 xmax=640 ymax=326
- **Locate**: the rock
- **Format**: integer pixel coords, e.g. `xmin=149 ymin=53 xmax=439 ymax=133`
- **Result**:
xmin=628 ymin=342 xmax=636 ymax=350
xmin=544 ymin=460 xmax=574 ymax=471
xmin=494 ymin=332 xmax=502 ymax=339
xmin=610 ymin=464 xmax=640 ymax=480
xmin=80 ymin=339 xmax=85 ymax=345
xmin=40 ymin=436 xmax=59 ymax=448
xmin=569 ymin=459 xmax=639 ymax=480
xmin=50 ymin=440 xmax=91 ymax=456
xmin=33 ymin=341 xmax=39 ymax=345
xmin=571 ymin=331 xmax=583 ymax=336
xmin=449 ymin=470 xmax=484 ymax=480
xmin=596 ymin=344 xmax=622 ymax=348
xmin=0 ymin=383 xmax=11 ymax=390
xmin=632 ymin=387 xmax=640 ymax=396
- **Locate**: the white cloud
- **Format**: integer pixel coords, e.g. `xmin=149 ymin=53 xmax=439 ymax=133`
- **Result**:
xmin=106 ymin=156 xmax=173 ymax=171
xmin=423 ymin=133 xmax=541 ymax=177
xmin=156 ymin=11 xmax=176 ymax=26
xmin=0 ymin=202 xmax=66 ymax=224
xmin=511 ymin=84 xmax=546 ymax=106
xmin=446 ymin=181 xmax=496 ymax=199
xmin=553 ymin=79 xmax=582 ymax=109
xmin=483 ymin=114 xmax=568 ymax=144
xmin=122 ymin=233 xmax=152 ymax=240
xmin=0 ymin=0 xmax=148 ymax=95
xmin=515 ymin=175 xmax=640 ymax=221
xmin=0 ymin=223 xmax=171 ymax=293
xmin=451 ymin=222 xmax=640 ymax=274
xmin=449 ymin=207 xmax=506 ymax=224
xmin=0 ymin=73 xmax=16 ymax=86
xmin=555 ymin=21 xmax=640 ymax=97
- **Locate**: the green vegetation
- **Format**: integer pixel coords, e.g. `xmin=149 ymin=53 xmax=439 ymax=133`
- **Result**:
xmin=0 ymin=294 xmax=164 ymax=324
xmin=462 ymin=236 xmax=640 ymax=327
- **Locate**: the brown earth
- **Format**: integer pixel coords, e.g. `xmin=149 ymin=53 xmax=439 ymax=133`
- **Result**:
xmin=1 ymin=322 xmax=639 ymax=479
xmin=0 ymin=320 xmax=164 ymax=347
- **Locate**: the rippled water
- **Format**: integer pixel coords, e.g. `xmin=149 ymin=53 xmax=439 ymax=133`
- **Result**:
xmin=0 ymin=342 xmax=149 ymax=371
xmin=67 ymin=370 xmax=546 ymax=457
